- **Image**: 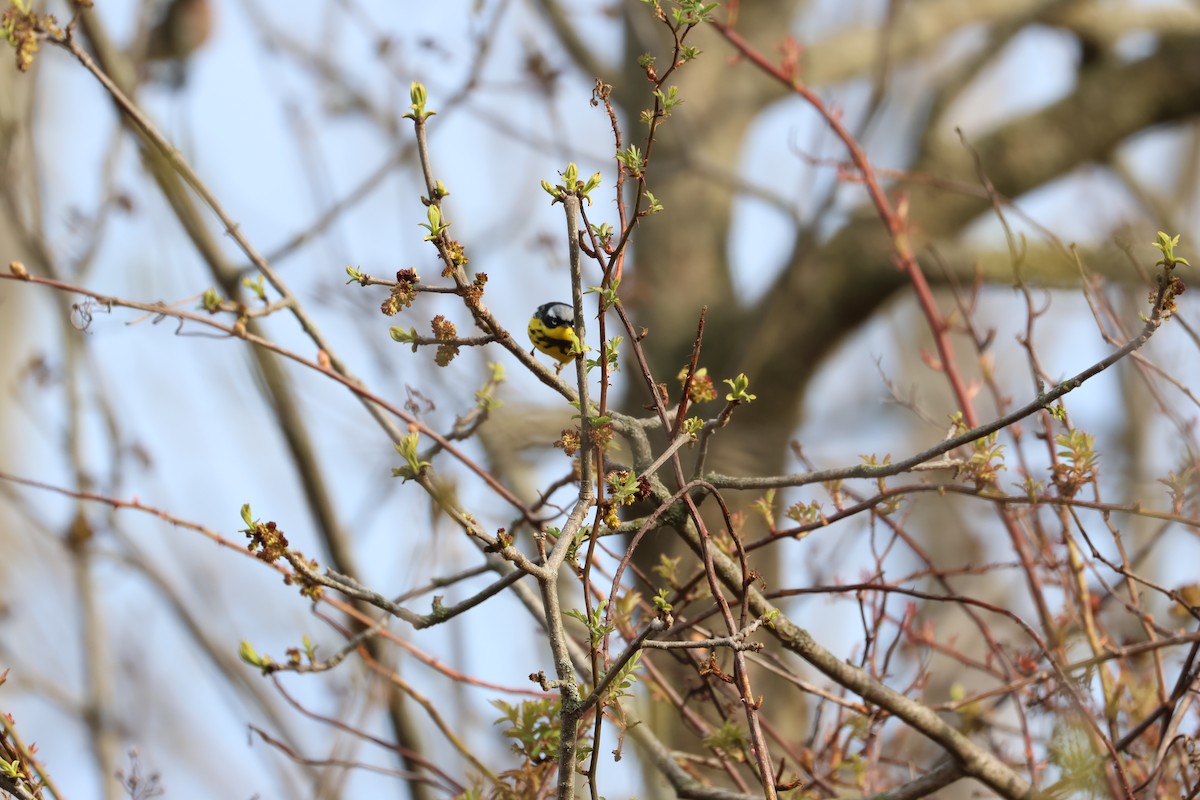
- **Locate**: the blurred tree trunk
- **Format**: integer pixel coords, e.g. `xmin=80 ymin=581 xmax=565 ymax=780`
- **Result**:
xmin=0 ymin=42 xmax=35 ymax=465
xmin=0 ymin=27 xmax=39 ymax=568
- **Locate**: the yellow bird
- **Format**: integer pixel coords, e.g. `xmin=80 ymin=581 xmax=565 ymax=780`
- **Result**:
xmin=528 ymin=302 xmax=579 ymax=373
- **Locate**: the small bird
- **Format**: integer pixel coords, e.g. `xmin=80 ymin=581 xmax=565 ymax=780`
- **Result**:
xmin=143 ymin=0 xmax=214 ymax=88
xmin=528 ymin=302 xmax=579 ymax=373
xmin=146 ymin=0 xmax=213 ymax=62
